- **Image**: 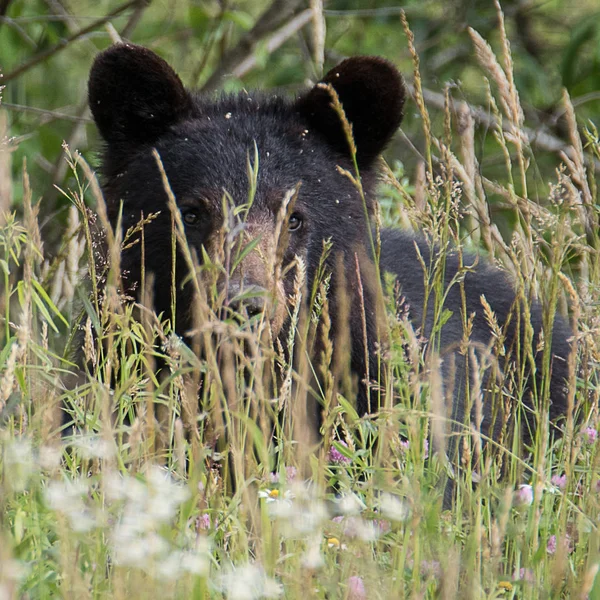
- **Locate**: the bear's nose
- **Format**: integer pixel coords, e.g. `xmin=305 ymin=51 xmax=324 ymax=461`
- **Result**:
xmin=226 ymin=281 xmax=268 ymax=318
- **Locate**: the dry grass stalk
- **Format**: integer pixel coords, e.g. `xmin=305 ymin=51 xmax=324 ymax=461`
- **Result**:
xmin=354 ymin=253 xmax=370 ymax=412
xmin=401 ymin=11 xmax=433 ymax=174
xmin=310 ymin=0 xmax=325 ymax=77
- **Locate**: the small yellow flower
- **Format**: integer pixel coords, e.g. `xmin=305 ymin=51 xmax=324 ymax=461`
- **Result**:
xmin=327 ymin=537 xmax=341 ymax=548
xmin=498 ymin=581 xmax=513 ymax=592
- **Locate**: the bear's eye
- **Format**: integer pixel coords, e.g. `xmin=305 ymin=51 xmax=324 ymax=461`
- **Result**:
xmin=182 ymin=210 xmax=200 ymax=226
xmin=288 ymin=213 xmax=303 ymax=232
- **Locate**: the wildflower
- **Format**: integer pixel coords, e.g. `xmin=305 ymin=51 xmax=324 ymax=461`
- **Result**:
xmin=420 ymin=560 xmax=441 ymax=578
xmin=154 ymin=549 xmax=209 ymax=580
xmin=374 ymin=519 xmax=391 ymax=534
xmin=271 ymin=484 xmax=328 ymax=535
xmin=145 ymin=467 xmax=190 ymax=522
xmin=497 ymin=581 xmax=513 ymax=592
xmin=379 ymin=493 xmax=410 ymax=522
xmin=44 ymin=478 xmax=97 ymax=532
xmin=258 ymin=489 xmax=280 ymax=502
xmin=347 ymin=576 xmax=366 ymax=600
xmin=407 ymin=559 xmax=442 ymax=578
xmin=104 ymin=471 xmax=147 ymax=504
xmin=112 ymin=531 xmax=169 ymax=567
xmin=337 ymin=493 xmax=366 ymax=515
xmin=198 ymin=513 xmax=211 ymax=530
xmin=551 ymin=474 xmax=567 ymax=491
xmin=327 ymin=537 xmax=341 ymax=548
xmin=398 ymin=438 xmax=429 ymax=458
xmin=583 ymin=427 xmax=598 ymax=444
xmin=38 ymin=445 xmax=62 ymax=470
xmin=546 ymin=534 xmax=572 ymax=555
xmin=332 ymin=516 xmax=380 ymax=541
xmin=302 ymin=535 xmax=324 ymax=569
xmin=218 ymin=563 xmax=281 ymax=599
xmin=4 ymin=438 xmax=36 ymax=491
xmin=329 ymin=442 xmax=351 ymax=465
xmin=515 ymin=568 xmax=535 ymax=583
xmin=514 ymin=484 xmax=534 ymax=506
xmin=72 ymin=434 xmax=115 ymax=459
xmin=271 ymin=466 xmax=298 ymax=483
xmin=259 ymin=488 xmax=294 ymax=514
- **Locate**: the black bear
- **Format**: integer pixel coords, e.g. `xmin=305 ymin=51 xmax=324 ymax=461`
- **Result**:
xmin=88 ymin=44 xmax=572 ymax=485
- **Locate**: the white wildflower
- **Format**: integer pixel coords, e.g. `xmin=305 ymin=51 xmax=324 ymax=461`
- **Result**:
xmin=301 ymin=535 xmax=324 ymax=569
xmin=219 ymin=564 xmax=282 ymax=600
xmin=112 ymin=532 xmax=169 ymax=567
xmin=378 ymin=494 xmax=410 ymax=522
xmin=71 ymin=435 xmax=115 ymax=459
xmin=4 ymin=438 xmax=36 ymax=491
xmin=104 ymin=471 xmax=147 ymax=504
xmin=257 ymin=488 xmax=282 ymax=503
xmin=38 ymin=445 xmax=62 ymax=470
xmin=44 ymin=478 xmax=87 ymax=510
xmin=44 ymin=478 xmax=97 ymax=532
xmin=145 ymin=466 xmax=190 ymax=522
xmin=337 ymin=493 xmax=366 ymax=515
xmin=339 ymin=517 xmax=380 ymax=541
xmin=1 ymin=559 xmax=29 ymax=582
xmin=153 ymin=549 xmax=210 ymax=580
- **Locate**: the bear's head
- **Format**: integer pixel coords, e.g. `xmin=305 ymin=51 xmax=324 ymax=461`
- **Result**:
xmin=88 ymin=44 xmax=405 ymax=338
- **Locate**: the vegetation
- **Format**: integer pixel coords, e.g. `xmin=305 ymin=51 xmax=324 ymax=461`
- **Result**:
xmin=1 ymin=1 xmax=600 ymax=598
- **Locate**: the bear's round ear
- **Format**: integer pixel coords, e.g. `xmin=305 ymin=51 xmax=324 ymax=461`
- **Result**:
xmin=295 ymin=57 xmax=405 ymax=168
xmin=88 ymin=43 xmax=192 ymax=145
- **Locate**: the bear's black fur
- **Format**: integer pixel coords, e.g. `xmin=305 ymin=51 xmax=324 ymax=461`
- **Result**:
xmin=88 ymin=44 xmax=572 ymax=485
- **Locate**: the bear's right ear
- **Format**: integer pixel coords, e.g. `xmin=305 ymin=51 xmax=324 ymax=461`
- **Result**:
xmin=88 ymin=43 xmax=192 ymax=145
xmin=295 ymin=56 xmax=405 ymax=168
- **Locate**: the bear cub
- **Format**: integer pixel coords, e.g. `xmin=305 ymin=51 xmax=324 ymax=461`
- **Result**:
xmin=88 ymin=44 xmax=572 ymax=467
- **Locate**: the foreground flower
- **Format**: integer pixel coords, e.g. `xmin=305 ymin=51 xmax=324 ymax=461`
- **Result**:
xmin=4 ymin=438 xmax=36 ymax=491
xmin=71 ymin=434 xmax=115 ymax=460
xmin=329 ymin=442 xmax=351 ymax=465
xmin=302 ymin=535 xmax=324 ymax=569
xmin=515 ymin=568 xmax=535 ymax=583
xmin=398 ymin=438 xmax=429 ymax=459
xmin=547 ymin=534 xmax=573 ymax=555
xmin=379 ymin=493 xmax=410 ymax=522
xmin=197 ymin=513 xmax=211 ymax=530
xmin=347 ymin=576 xmax=366 ymax=600
xmin=583 ymin=427 xmax=598 ymax=444
xmin=269 ymin=466 xmax=298 ymax=484
xmin=337 ymin=493 xmax=366 ymax=515
xmin=514 ymin=484 xmax=533 ymax=506
xmin=218 ymin=563 xmax=282 ymax=599
xmin=44 ymin=478 xmax=97 ymax=532
xmin=551 ymin=474 xmax=567 ymax=490
xmin=258 ymin=488 xmax=281 ymax=502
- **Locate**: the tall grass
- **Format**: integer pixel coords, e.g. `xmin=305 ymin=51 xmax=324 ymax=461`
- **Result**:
xmin=1 ymin=12 xmax=600 ymax=600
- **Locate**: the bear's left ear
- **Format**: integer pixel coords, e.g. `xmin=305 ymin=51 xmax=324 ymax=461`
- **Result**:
xmin=295 ymin=57 xmax=405 ymax=168
xmin=88 ymin=43 xmax=193 ymax=146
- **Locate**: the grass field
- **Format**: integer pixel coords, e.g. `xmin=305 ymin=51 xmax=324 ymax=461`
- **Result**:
xmin=1 ymin=8 xmax=600 ymax=600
